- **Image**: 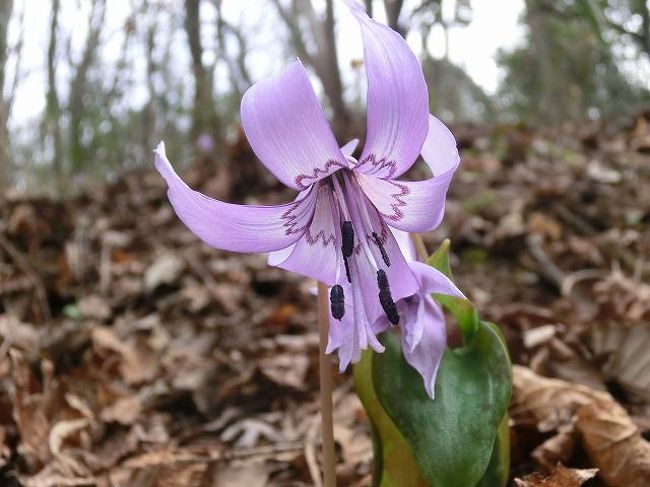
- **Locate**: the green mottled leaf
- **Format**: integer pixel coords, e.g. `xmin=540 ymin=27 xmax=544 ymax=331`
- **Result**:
xmin=353 ymin=351 xmax=426 ymax=487
xmin=476 ymin=413 xmax=510 ymax=487
xmin=372 ymin=322 xmax=512 ymax=487
xmin=427 ymin=238 xmax=453 ymax=278
xmin=428 ymin=240 xmax=479 ymax=343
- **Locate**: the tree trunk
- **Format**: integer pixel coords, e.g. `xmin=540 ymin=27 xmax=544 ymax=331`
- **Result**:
xmin=272 ymin=0 xmax=352 ymax=138
xmin=524 ymin=0 xmax=567 ymax=122
xmin=364 ymin=0 xmax=373 ymax=17
xmin=184 ymin=0 xmax=219 ymax=141
xmin=45 ymin=0 xmax=64 ymax=191
xmin=315 ymin=0 xmax=350 ymax=138
xmin=68 ymin=0 xmax=105 ymax=174
xmin=0 ymin=0 xmax=13 ymax=191
xmin=384 ymin=0 xmax=405 ymax=36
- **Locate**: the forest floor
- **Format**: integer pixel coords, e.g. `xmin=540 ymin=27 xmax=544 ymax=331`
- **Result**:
xmin=1 ymin=114 xmax=650 ymax=487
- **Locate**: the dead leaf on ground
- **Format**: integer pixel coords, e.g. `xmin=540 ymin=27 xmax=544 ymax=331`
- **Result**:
xmin=513 ymin=366 xmax=650 ymax=486
xmin=515 ymin=464 xmax=598 ymax=486
xmin=211 ymin=460 xmax=269 ymax=487
xmin=578 ymin=398 xmax=650 ymax=487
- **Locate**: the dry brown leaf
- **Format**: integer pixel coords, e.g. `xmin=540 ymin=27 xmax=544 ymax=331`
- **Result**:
xmin=92 ymin=327 xmax=158 ymax=384
xmin=144 ymin=253 xmax=185 ymax=291
xmin=528 ymin=212 xmax=562 ymax=240
xmin=577 ymin=399 xmax=650 ymax=487
xmin=212 ymin=460 xmax=269 ymax=487
xmin=48 ymin=418 xmax=89 ymax=456
xmin=513 ymin=366 xmax=650 ymax=486
xmin=515 ymin=464 xmax=598 ymax=486
xmin=11 ymin=350 xmax=52 ymax=466
xmin=590 ymin=322 xmax=650 ymax=401
xmin=512 ymin=365 xmax=608 ymax=431
xmin=531 ymin=430 xmax=576 ymax=471
xmin=100 ymin=395 xmax=142 ymax=425
xmin=258 ymin=353 xmax=309 ymax=390
xmin=77 ymin=294 xmax=111 ymax=321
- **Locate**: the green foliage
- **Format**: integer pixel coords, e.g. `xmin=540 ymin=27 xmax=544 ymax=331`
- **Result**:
xmin=355 ymin=240 xmax=512 ymax=487
xmin=353 ymin=351 xmax=427 ymax=487
xmin=372 ymin=322 xmax=511 ymax=487
xmin=496 ymin=0 xmax=650 ymax=123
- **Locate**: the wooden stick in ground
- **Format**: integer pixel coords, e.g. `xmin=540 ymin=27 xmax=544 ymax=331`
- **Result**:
xmin=317 ymin=281 xmax=337 ymax=487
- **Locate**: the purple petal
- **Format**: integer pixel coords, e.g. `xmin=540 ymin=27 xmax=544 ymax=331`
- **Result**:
xmin=397 ymin=296 xmax=423 ymax=353
xmin=389 ymin=228 xmax=416 ymax=262
xmin=341 ymin=139 xmax=359 ymax=157
xmin=345 ymin=0 xmax=429 ymax=179
xmin=155 ymin=142 xmax=314 ymax=253
xmin=402 ymin=297 xmax=446 ymax=398
xmin=360 ymin=198 xmax=419 ymax=303
xmin=410 ymin=261 xmax=465 ymax=299
xmin=241 ymin=59 xmax=347 ymax=190
xmin=357 ymin=114 xmax=459 ymax=232
xmin=268 ymin=183 xmax=338 ymax=284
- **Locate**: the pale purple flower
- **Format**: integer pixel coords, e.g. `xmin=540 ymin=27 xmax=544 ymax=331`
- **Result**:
xmin=154 ymin=0 xmax=461 ymax=376
xmin=373 ymin=230 xmax=465 ymax=399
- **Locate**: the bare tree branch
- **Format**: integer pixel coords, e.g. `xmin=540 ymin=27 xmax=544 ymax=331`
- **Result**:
xmin=213 ymin=0 xmax=252 ymax=96
xmin=184 ymin=0 xmax=220 ymax=140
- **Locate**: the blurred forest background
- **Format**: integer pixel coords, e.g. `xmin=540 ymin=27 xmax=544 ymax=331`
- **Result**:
xmin=0 ymin=0 xmax=649 ymax=194
xmin=1 ymin=1 xmax=650 ymax=485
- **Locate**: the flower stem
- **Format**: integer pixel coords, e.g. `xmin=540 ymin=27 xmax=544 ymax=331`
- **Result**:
xmin=317 ymin=281 xmax=337 ymax=487
xmin=411 ymin=233 xmax=429 ymax=262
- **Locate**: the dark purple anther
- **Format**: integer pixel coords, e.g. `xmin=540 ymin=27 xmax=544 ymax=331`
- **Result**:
xmin=372 ymin=231 xmax=390 ymax=267
xmin=341 ymin=221 xmax=355 ymax=258
xmin=330 ymin=284 xmax=345 ymax=320
xmin=376 ymin=270 xmax=399 ymax=325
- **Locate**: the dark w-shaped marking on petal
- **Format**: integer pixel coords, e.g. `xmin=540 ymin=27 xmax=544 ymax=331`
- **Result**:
xmin=280 ymin=200 xmax=311 ymax=236
xmin=305 ymin=229 xmax=336 ymax=247
xmin=355 ymin=154 xmax=398 ymax=179
xmin=379 ymin=181 xmax=410 ymax=222
xmin=294 ymin=159 xmax=346 ymax=189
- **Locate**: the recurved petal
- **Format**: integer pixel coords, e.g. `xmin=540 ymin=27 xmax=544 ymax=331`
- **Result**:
xmin=356 ymin=115 xmax=460 ymax=232
xmin=410 ymin=261 xmax=465 ymax=299
xmin=345 ymin=0 xmax=429 ymax=179
xmin=241 ymin=59 xmax=347 ymax=190
xmin=402 ymin=297 xmax=447 ymax=399
xmin=155 ymin=142 xmax=315 ymax=253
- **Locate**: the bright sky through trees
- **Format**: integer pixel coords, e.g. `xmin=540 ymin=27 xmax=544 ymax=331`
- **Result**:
xmin=7 ymin=0 xmax=524 ymax=127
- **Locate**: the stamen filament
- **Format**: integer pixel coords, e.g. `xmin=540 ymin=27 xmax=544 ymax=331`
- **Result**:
xmin=372 ymin=231 xmax=391 ymax=267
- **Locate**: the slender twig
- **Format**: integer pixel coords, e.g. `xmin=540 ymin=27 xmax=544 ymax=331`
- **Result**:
xmin=317 ymin=281 xmax=337 ymax=487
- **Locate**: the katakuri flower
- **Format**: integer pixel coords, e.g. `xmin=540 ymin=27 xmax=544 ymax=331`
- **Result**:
xmin=154 ymin=0 xmax=461 ymax=375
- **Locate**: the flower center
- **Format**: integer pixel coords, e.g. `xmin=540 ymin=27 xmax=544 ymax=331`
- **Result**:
xmin=327 ymin=171 xmax=399 ymax=325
